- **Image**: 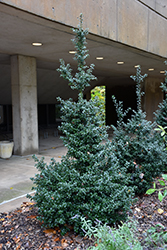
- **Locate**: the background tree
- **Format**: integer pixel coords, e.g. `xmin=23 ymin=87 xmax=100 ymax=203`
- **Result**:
xmin=155 ymin=62 xmax=167 ymax=129
xmin=110 ymin=66 xmax=167 ymax=194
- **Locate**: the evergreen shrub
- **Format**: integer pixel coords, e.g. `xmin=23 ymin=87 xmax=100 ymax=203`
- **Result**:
xmin=155 ymin=62 xmax=167 ymax=128
xmin=110 ymin=66 xmax=167 ymax=194
xmin=28 ymin=15 xmax=134 ymax=234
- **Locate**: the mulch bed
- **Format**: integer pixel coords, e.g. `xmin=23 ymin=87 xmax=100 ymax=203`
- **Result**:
xmin=1 ymin=177 xmax=167 ymax=250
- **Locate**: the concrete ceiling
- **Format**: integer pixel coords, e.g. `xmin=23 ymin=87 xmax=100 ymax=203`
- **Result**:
xmin=0 ymin=3 xmax=166 ymax=104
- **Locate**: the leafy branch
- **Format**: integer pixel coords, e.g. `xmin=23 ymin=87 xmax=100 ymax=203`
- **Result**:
xmin=57 ymin=14 xmax=97 ymax=95
xmin=130 ymin=66 xmax=147 ymax=112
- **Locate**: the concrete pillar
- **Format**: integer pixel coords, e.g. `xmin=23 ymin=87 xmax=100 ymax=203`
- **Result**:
xmin=143 ymin=77 xmax=164 ymax=121
xmin=11 ymin=55 xmax=38 ymax=155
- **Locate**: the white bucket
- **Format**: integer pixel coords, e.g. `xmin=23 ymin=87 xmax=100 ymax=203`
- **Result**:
xmin=0 ymin=141 xmax=14 ymax=159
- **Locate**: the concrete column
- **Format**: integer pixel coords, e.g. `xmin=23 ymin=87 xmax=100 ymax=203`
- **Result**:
xmin=143 ymin=77 xmax=164 ymax=121
xmin=11 ymin=55 xmax=38 ymax=155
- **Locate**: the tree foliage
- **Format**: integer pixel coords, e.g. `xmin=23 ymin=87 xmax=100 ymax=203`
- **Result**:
xmin=155 ymin=62 xmax=167 ymax=128
xmin=28 ymin=16 xmax=167 ymax=235
xmin=111 ymin=66 xmax=167 ymax=194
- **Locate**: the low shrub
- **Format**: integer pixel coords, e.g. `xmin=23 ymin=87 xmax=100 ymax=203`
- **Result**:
xmin=144 ymin=224 xmax=167 ymax=249
xmin=28 ymin=154 xmax=134 ymax=234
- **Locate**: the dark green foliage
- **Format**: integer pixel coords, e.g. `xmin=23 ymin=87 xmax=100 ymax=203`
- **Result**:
xmin=57 ymin=15 xmax=97 ymax=94
xmin=155 ymin=90 xmax=167 ymax=128
xmin=28 ymin=14 xmax=135 ymax=233
xmin=111 ymin=66 xmax=167 ymax=194
xmin=57 ymin=95 xmax=108 ymax=173
xmin=28 ymin=154 xmax=134 ymax=234
xmin=155 ymin=62 xmax=167 ymax=128
xmin=28 ymin=16 xmax=167 ymax=233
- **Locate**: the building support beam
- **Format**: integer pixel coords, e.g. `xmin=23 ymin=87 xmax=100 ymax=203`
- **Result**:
xmin=142 ymin=77 xmax=164 ymax=121
xmin=11 ymin=55 xmax=38 ymax=155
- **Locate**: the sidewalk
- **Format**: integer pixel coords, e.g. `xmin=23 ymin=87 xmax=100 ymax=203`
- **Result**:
xmin=0 ymin=136 xmax=67 ymax=212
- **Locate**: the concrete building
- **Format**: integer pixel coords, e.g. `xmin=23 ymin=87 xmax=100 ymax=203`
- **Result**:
xmin=0 ymin=0 xmax=166 ymax=155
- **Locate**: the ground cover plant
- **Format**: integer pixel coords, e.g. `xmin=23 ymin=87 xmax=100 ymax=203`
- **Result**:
xmin=27 ymin=14 xmax=134 ymax=234
xmin=81 ymin=217 xmax=143 ymax=250
xmin=81 ymin=215 xmax=167 ymax=250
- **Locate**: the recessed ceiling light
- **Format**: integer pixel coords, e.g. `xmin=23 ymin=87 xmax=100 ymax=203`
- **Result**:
xmin=117 ymin=62 xmax=124 ymax=64
xmin=160 ymin=70 xmax=165 ymax=74
xmin=69 ymin=51 xmax=76 ymax=54
xmin=32 ymin=42 xmax=43 ymax=46
xmin=134 ymin=65 xmax=140 ymax=68
xmin=148 ymin=68 xmax=154 ymax=71
xmin=96 ymin=57 xmax=104 ymax=60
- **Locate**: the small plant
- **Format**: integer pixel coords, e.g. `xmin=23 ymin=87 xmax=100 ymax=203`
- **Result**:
xmin=144 ymin=224 xmax=167 ymax=249
xmin=155 ymin=125 xmax=167 ymax=149
xmin=81 ymin=217 xmax=167 ymax=249
xmin=81 ymin=217 xmax=143 ymax=250
xmin=146 ymin=124 xmax=167 ymax=202
xmin=146 ymin=174 xmax=167 ymax=202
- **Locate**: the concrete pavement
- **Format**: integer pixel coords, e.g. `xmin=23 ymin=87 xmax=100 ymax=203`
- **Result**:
xmin=0 ymin=135 xmax=67 ymax=212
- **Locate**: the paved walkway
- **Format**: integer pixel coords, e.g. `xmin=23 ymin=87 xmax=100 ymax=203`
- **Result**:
xmin=0 ymin=136 xmax=67 ymax=212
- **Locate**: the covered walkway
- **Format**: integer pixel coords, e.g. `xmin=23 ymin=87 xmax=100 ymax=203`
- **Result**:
xmin=0 ymin=136 xmax=67 ymax=212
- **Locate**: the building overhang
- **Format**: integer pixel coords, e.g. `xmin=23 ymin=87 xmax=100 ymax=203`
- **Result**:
xmin=0 ymin=2 xmax=166 ymax=104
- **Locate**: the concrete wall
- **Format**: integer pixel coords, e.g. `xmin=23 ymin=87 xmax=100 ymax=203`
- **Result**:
xmin=140 ymin=0 xmax=167 ymax=17
xmin=1 ymin=0 xmax=167 ymax=58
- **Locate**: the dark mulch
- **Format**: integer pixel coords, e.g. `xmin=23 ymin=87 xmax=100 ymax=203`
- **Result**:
xmin=1 ymin=177 xmax=167 ymax=250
